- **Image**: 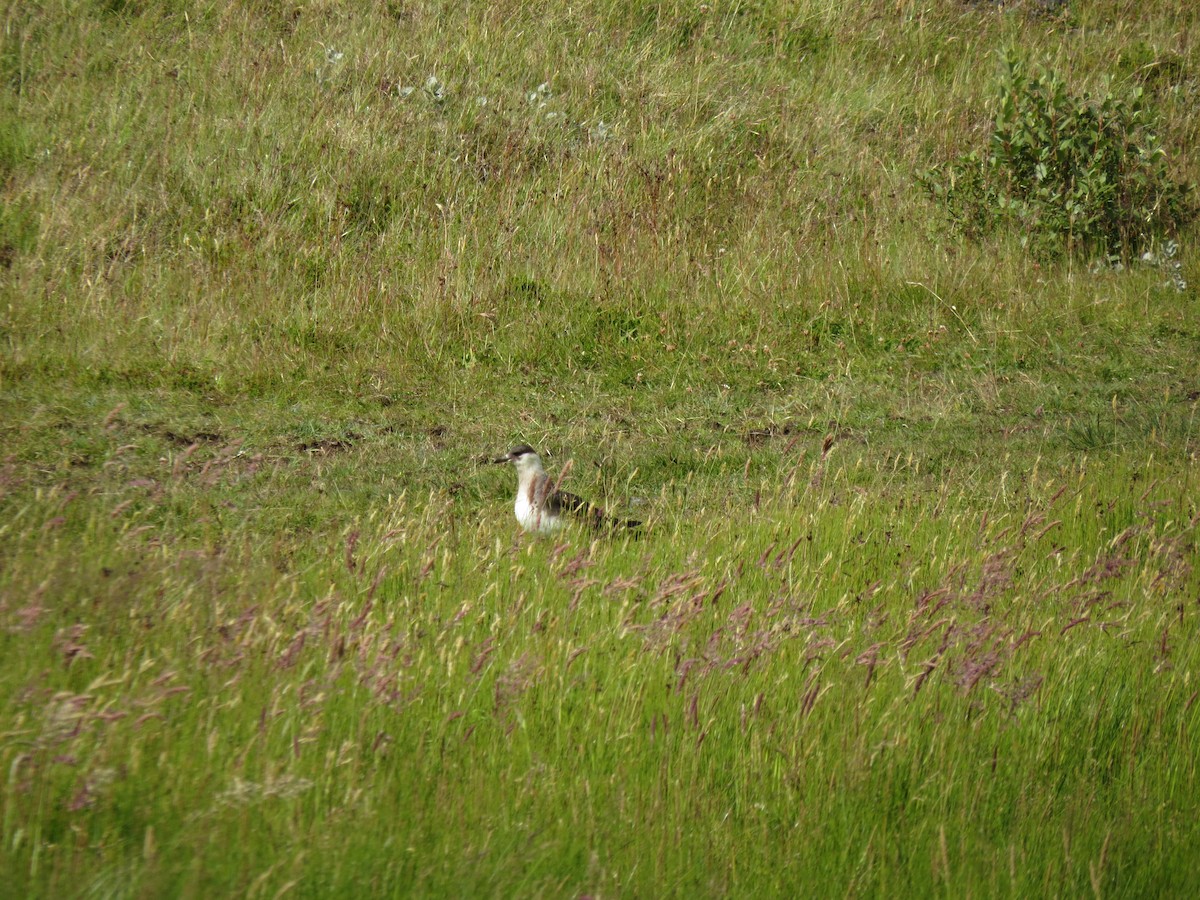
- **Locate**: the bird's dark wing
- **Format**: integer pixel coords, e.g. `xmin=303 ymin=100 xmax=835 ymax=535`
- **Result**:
xmin=545 ymin=488 xmax=589 ymax=516
xmin=551 ymin=488 xmax=641 ymax=531
xmin=536 ymin=476 xmax=642 ymax=532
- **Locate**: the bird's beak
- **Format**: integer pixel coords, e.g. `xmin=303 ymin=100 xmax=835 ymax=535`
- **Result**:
xmin=492 ymin=454 xmax=511 ymax=464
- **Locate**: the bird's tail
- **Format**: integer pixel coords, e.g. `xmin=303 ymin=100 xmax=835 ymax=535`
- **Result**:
xmin=586 ymin=506 xmax=642 ymax=533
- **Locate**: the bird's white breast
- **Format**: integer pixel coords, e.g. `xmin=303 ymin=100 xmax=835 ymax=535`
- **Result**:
xmin=515 ymin=491 xmax=561 ymax=533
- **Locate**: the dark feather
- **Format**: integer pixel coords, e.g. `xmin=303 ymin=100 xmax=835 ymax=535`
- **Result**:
xmin=550 ymin=486 xmax=640 ymax=531
xmin=545 ymin=488 xmax=588 ymax=516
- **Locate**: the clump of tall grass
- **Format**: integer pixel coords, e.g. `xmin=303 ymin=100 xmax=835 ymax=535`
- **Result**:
xmin=922 ymin=50 xmax=1196 ymax=262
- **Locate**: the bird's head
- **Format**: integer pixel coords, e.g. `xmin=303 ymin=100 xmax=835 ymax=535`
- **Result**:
xmin=494 ymin=444 xmax=543 ymax=473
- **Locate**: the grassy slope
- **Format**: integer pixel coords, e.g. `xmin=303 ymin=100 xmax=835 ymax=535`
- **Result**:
xmin=1 ymin=0 xmax=1198 ymax=896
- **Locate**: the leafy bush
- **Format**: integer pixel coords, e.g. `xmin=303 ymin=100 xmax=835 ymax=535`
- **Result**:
xmin=922 ymin=51 xmax=1195 ymax=261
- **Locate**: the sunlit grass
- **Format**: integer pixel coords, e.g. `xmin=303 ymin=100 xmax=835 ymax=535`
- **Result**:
xmin=2 ymin=0 xmax=1199 ymax=895
xmin=3 ymin=442 xmax=1197 ymax=894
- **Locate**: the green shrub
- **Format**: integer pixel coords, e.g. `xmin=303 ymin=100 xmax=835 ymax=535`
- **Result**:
xmin=922 ymin=50 xmax=1195 ymax=261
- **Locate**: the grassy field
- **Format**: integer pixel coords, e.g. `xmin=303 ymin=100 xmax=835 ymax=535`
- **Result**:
xmin=2 ymin=0 xmax=1199 ymax=896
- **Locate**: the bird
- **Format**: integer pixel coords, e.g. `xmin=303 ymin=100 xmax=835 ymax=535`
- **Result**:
xmin=494 ymin=444 xmax=641 ymax=534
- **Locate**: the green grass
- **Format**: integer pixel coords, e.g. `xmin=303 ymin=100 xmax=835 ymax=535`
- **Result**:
xmin=2 ymin=0 xmax=1199 ymax=896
